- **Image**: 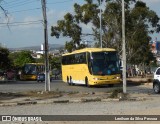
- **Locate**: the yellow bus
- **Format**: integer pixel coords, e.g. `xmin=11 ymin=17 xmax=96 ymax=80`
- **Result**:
xmin=20 ymin=63 xmax=45 ymax=80
xmin=61 ymin=48 xmax=121 ymax=87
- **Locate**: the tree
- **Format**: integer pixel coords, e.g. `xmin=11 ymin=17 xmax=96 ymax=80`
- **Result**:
xmin=50 ymin=56 xmax=61 ymax=70
xmin=35 ymin=54 xmax=45 ymax=63
xmin=51 ymin=13 xmax=82 ymax=52
xmin=125 ymin=1 xmax=158 ymax=65
xmin=0 ymin=46 xmax=11 ymax=70
xmin=51 ymin=0 xmax=159 ymax=65
xmin=9 ymin=51 xmax=35 ymax=68
xmin=65 ymin=41 xmax=75 ymax=53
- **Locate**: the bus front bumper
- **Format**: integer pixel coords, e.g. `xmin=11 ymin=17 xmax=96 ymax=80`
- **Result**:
xmin=90 ymin=77 xmax=121 ymax=85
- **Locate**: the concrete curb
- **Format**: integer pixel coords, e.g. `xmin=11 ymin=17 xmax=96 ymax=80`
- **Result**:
xmin=81 ymin=98 xmax=101 ymax=102
xmin=0 ymin=102 xmax=17 ymax=106
xmin=69 ymin=99 xmax=82 ymax=103
xmin=0 ymin=96 xmax=145 ymax=107
xmin=17 ymin=100 xmax=37 ymax=105
xmin=53 ymin=100 xmax=69 ymax=103
xmin=37 ymin=99 xmax=53 ymax=104
xmin=101 ymin=98 xmax=120 ymax=102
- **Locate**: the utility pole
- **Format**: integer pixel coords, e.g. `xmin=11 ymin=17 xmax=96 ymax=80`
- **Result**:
xmin=41 ymin=0 xmax=50 ymax=91
xmin=100 ymin=0 xmax=102 ymax=48
xmin=122 ymin=0 xmax=126 ymax=93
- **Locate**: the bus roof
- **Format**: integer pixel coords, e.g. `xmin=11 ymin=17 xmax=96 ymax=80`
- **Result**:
xmin=62 ymin=48 xmax=116 ymax=56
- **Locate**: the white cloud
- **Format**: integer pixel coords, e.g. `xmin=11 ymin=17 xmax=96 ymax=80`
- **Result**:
xmin=47 ymin=9 xmax=68 ymax=27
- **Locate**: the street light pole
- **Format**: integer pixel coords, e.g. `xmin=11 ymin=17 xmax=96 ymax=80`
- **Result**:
xmin=100 ymin=0 xmax=102 ymax=48
xmin=41 ymin=0 xmax=50 ymax=91
xmin=122 ymin=0 xmax=126 ymax=93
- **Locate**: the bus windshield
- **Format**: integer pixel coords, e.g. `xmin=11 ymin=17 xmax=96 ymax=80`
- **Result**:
xmin=22 ymin=63 xmax=45 ymax=75
xmin=23 ymin=64 xmax=37 ymax=75
xmin=91 ymin=51 xmax=120 ymax=75
xmin=20 ymin=63 xmax=45 ymax=80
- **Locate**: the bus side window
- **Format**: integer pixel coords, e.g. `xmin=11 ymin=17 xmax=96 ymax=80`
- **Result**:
xmin=87 ymin=52 xmax=92 ymax=74
xmin=71 ymin=55 xmax=75 ymax=64
xmin=79 ymin=54 xmax=84 ymax=63
xmin=62 ymin=56 xmax=67 ymax=65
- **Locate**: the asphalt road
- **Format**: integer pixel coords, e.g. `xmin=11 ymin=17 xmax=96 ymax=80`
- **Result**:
xmin=0 ymin=80 xmax=158 ymax=124
xmin=0 ymin=80 xmax=154 ymax=94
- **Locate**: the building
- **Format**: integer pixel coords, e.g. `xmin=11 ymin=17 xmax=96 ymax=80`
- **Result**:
xmin=150 ymin=40 xmax=160 ymax=65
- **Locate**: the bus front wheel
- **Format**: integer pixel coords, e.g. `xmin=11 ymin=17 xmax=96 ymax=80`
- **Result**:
xmin=85 ymin=77 xmax=90 ymax=87
xmin=108 ymin=84 xmax=114 ymax=87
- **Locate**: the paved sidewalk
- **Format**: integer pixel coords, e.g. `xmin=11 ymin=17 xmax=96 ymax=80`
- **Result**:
xmin=0 ymin=91 xmax=152 ymax=107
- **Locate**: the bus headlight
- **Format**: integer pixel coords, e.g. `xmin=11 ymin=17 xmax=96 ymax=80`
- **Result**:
xmin=93 ymin=78 xmax=100 ymax=81
xmin=116 ymin=77 xmax=120 ymax=79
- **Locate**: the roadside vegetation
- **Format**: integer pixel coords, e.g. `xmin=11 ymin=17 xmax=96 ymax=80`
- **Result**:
xmin=51 ymin=0 xmax=159 ymax=70
xmin=0 ymin=46 xmax=61 ymax=80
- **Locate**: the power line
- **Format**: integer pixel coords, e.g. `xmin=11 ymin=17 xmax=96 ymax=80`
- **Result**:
xmin=0 ymin=20 xmax=42 ymax=24
xmin=0 ymin=20 xmax=43 ymax=27
xmin=0 ymin=0 xmax=74 ymax=15
xmin=1 ymin=0 xmax=35 ymax=6
xmin=0 ymin=0 xmax=22 ymax=5
xmin=2 ymin=0 xmax=74 ymax=9
xmin=7 ymin=7 xmax=41 ymax=14
xmin=1 ymin=0 xmax=25 ymax=5
xmin=0 ymin=22 xmax=42 ymax=27
xmin=2 ymin=0 xmax=39 ymax=9
xmin=0 ymin=7 xmax=41 ymax=15
xmin=47 ymin=0 xmax=73 ymax=5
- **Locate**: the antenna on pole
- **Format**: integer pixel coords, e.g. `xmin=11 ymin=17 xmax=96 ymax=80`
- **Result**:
xmin=41 ymin=0 xmax=50 ymax=91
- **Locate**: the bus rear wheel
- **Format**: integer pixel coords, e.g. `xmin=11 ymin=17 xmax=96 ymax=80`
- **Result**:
xmin=70 ymin=76 xmax=75 ymax=86
xmin=67 ymin=77 xmax=71 ymax=86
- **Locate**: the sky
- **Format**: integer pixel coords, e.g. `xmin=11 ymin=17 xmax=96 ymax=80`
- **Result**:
xmin=0 ymin=0 xmax=160 ymax=48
